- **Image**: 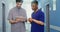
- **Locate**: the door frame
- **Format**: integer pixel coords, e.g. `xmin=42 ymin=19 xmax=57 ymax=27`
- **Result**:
xmin=2 ymin=3 xmax=6 ymax=32
xmin=46 ymin=4 xmax=50 ymax=32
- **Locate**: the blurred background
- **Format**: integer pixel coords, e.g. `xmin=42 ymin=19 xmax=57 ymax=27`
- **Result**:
xmin=0 ymin=0 xmax=60 ymax=32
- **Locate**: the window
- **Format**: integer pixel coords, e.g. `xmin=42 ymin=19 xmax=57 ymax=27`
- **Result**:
xmin=53 ymin=0 xmax=56 ymax=11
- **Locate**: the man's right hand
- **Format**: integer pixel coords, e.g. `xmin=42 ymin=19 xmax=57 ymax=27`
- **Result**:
xmin=28 ymin=18 xmax=33 ymax=23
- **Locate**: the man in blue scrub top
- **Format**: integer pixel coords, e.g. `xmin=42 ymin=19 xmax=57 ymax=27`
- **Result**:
xmin=28 ymin=1 xmax=44 ymax=32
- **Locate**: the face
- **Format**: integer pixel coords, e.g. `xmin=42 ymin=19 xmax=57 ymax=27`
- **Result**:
xmin=16 ymin=2 xmax=22 ymax=8
xmin=31 ymin=3 xmax=38 ymax=11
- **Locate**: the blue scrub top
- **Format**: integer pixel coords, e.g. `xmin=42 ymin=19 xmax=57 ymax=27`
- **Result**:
xmin=31 ymin=9 xmax=44 ymax=32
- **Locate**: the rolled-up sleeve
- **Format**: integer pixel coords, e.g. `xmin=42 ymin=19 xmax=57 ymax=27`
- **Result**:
xmin=8 ymin=9 xmax=13 ymax=20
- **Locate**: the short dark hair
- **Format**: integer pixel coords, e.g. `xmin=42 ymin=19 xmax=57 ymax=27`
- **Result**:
xmin=16 ymin=0 xmax=23 ymax=3
xmin=31 ymin=0 xmax=38 ymax=5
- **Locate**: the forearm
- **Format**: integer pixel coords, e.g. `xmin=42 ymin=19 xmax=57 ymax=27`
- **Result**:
xmin=9 ymin=20 xmax=17 ymax=24
xmin=32 ymin=19 xmax=44 ymax=25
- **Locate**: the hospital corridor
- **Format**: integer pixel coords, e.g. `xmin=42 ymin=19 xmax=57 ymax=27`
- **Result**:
xmin=0 ymin=0 xmax=60 ymax=32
